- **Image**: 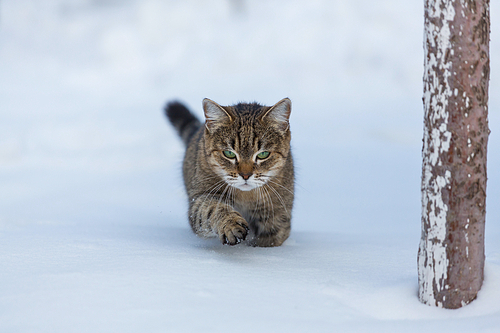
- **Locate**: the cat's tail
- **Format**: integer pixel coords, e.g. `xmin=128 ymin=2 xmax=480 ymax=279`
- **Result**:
xmin=164 ymin=101 xmax=202 ymax=146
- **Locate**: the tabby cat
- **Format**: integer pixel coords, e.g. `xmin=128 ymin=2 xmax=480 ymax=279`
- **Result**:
xmin=165 ymin=98 xmax=294 ymax=247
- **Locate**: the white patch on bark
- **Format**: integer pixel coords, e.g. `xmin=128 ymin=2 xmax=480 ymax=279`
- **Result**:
xmin=419 ymin=0 xmax=456 ymax=307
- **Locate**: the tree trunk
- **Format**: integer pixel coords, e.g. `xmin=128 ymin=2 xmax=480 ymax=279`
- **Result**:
xmin=418 ymin=0 xmax=490 ymax=309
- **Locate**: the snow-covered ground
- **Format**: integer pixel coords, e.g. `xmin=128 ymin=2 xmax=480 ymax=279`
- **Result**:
xmin=0 ymin=0 xmax=499 ymax=332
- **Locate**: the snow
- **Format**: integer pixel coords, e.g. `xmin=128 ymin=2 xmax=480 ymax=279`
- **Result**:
xmin=0 ymin=0 xmax=499 ymax=332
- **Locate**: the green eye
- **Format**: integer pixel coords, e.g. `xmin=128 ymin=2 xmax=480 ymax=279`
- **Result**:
xmin=257 ymin=151 xmax=270 ymax=159
xmin=223 ymin=150 xmax=236 ymax=159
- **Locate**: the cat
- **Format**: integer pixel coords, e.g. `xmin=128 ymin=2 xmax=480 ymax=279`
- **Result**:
xmin=165 ymin=98 xmax=294 ymax=247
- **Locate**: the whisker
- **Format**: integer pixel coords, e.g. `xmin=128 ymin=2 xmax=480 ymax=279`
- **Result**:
xmin=198 ymin=180 xmax=227 ymax=216
xmin=198 ymin=181 xmax=224 ymax=203
xmin=214 ymin=183 xmax=230 ymax=219
xmin=263 ymin=185 xmax=275 ymax=225
xmin=265 ymin=179 xmax=294 ymax=195
xmin=265 ymin=184 xmax=288 ymax=214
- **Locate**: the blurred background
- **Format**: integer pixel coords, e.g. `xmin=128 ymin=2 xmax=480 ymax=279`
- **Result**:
xmin=0 ymin=0 xmax=498 ymax=243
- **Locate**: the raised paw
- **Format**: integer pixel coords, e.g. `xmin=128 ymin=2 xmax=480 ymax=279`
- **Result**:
xmin=218 ymin=216 xmax=249 ymax=246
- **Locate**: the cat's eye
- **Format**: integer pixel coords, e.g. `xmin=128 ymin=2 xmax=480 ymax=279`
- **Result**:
xmin=257 ymin=151 xmax=270 ymax=160
xmin=223 ymin=150 xmax=236 ymax=159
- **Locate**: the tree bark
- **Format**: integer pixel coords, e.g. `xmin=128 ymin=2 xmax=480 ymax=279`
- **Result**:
xmin=418 ymin=0 xmax=490 ymax=309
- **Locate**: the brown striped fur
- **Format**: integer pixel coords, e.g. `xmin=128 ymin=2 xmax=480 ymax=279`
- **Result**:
xmin=165 ymin=98 xmax=294 ymax=247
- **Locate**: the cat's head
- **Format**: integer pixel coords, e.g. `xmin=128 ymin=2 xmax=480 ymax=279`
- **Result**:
xmin=202 ymin=98 xmax=292 ymax=192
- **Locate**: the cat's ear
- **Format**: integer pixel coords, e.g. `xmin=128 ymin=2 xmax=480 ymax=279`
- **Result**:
xmin=203 ymin=98 xmax=233 ymax=132
xmin=261 ymin=98 xmax=291 ymax=131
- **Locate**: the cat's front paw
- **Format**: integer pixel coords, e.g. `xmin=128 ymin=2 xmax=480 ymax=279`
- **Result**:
xmin=218 ymin=216 xmax=249 ymax=246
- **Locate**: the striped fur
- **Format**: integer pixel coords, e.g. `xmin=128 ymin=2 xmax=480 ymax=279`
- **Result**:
xmin=165 ymin=101 xmax=202 ymax=146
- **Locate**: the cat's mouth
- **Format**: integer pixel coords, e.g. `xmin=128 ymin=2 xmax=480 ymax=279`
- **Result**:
xmin=224 ymin=173 xmax=268 ymax=192
xmin=227 ymin=178 xmax=261 ymax=192
xmin=238 ymin=183 xmax=255 ymax=191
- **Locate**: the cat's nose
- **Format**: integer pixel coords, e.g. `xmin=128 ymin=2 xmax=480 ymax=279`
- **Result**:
xmin=239 ymin=172 xmax=252 ymax=180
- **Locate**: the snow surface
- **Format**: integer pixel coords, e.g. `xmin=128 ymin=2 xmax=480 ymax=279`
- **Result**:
xmin=0 ymin=0 xmax=499 ymax=332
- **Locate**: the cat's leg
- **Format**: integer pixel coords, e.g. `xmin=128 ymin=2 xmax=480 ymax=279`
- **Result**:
xmin=188 ymin=195 xmax=249 ymax=245
xmin=250 ymin=212 xmax=291 ymax=247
